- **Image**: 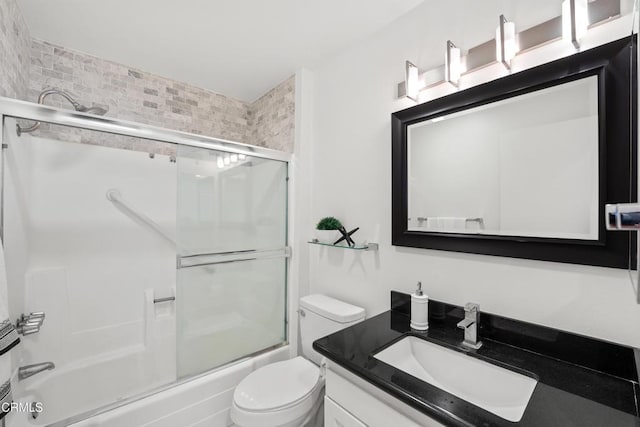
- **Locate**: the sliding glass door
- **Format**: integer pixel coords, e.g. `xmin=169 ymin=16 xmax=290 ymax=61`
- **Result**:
xmin=176 ymin=146 xmax=288 ymax=378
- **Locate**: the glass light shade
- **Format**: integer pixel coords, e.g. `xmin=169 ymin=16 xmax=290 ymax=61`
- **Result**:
xmin=405 ymin=61 xmax=420 ymax=101
xmin=224 ymin=155 xmax=230 ymax=165
xmin=562 ymin=0 xmax=588 ymax=46
xmin=446 ymin=45 xmax=461 ymax=84
xmin=230 ymin=154 xmax=238 ymax=163
xmin=217 ymin=156 xmax=224 ymax=168
xmin=496 ymin=21 xmax=516 ymax=64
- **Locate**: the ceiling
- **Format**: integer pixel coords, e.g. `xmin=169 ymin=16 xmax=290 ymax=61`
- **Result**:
xmin=19 ymin=0 xmax=424 ymax=102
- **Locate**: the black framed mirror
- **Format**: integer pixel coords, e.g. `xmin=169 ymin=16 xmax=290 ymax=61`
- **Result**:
xmin=391 ymin=37 xmax=636 ymax=268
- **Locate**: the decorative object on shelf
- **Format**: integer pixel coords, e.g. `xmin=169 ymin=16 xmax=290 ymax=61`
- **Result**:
xmin=334 ymin=227 xmax=359 ymax=247
xmin=315 ymin=216 xmax=343 ymax=243
xmin=399 ymin=0 xmax=619 ymax=100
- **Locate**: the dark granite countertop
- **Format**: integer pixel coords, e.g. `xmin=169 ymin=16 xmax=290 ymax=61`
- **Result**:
xmin=313 ymin=304 xmax=640 ymax=427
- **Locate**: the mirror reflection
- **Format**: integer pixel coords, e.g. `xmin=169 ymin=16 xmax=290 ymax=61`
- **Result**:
xmin=407 ymin=75 xmax=599 ymax=240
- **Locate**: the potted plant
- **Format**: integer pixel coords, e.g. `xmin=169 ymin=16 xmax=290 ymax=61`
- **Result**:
xmin=315 ymin=217 xmax=343 ymax=244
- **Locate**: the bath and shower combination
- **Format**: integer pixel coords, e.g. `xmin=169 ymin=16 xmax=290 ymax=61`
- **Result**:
xmin=0 ymin=93 xmax=291 ymax=426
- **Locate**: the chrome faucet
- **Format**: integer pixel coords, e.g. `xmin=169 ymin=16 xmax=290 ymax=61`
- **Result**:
xmin=18 ymin=362 xmax=55 ymax=381
xmin=457 ymin=303 xmax=483 ymax=349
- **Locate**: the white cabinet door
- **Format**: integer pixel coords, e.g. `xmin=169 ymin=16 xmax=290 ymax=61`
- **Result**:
xmin=325 ymin=367 xmax=444 ymax=427
xmin=325 ymin=396 xmax=367 ymax=427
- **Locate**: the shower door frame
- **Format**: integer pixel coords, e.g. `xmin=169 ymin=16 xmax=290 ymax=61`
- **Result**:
xmin=0 ymin=96 xmax=295 ymax=426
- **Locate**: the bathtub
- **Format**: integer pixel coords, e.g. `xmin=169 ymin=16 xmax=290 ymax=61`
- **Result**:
xmin=7 ymin=346 xmax=289 ymax=427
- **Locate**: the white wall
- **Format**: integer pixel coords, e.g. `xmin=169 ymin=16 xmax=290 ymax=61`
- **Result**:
xmin=303 ymin=0 xmax=640 ymax=347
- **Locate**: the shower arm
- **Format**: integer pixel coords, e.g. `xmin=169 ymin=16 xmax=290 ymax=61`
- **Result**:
xmin=16 ymin=89 xmax=101 ymax=136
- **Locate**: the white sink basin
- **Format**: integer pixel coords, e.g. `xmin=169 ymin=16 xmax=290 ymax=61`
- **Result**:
xmin=374 ymin=336 xmax=537 ymax=422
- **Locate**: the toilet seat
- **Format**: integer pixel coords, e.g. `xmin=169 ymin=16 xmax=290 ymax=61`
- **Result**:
xmin=231 ymin=357 xmax=323 ymax=427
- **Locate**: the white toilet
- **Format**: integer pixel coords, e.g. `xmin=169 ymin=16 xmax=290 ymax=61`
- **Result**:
xmin=230 ymin=294 xmax=365 ymax=427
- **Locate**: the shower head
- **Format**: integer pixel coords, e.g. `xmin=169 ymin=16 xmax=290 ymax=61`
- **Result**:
xmin=16 ymin=89 xmax=109 ymax=136
xmin=75 ymin=104 xmax=109 ymax=116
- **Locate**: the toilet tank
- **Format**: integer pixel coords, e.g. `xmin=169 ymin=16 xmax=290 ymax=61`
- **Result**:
xmin=299 ymin=294 xmax=365 ymax=365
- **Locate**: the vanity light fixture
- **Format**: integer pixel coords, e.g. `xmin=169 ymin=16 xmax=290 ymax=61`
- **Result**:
xmin=397 ymin=0 xmax=617 ymax=100
xmin=445 ymin=40 xmax=461 ymax=87
xmin=562 ymin=0 xmax=589 ymax=49
xmin=496 ymin=15 xmax=516 ymax=69
xmin=405 ymin=61 xmax=421 ymax=101
xmin=217 ymin=155 xmax=224 ymax=169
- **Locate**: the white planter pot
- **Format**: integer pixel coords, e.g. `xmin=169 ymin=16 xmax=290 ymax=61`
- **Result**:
xmin=315 ymin=230 xmax=340 ymax=244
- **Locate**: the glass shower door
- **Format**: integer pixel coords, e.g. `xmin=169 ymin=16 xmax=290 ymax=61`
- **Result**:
xmin=176 ymin=146 xmax=288 ymax=378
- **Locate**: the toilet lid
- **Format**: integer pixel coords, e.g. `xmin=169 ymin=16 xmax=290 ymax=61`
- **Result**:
xmin=234 ymin=356 xmax=319 ymax=411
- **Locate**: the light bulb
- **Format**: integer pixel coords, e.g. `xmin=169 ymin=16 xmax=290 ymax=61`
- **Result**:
xmin=562 ymin=0 xmax=588 ymax=48
xmin=405 ymin=61 xmax=420 ymax=101
xmin=495 ymin=17 xmax=516 ymax=67
xmin=446 ymin=41 xmax=461 ymax=85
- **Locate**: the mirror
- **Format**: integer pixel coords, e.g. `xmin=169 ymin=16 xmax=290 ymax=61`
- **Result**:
xmin=392 ymin=37 xmax=636 ymax=268
xmin=407 ymin=76 xmax=599 ymax=240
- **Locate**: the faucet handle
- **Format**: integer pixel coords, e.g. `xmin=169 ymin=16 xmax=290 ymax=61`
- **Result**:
xmin=457 ymin=318 xmax=474 ymax=329
xmin=16 ymin=311 xmax=46 ymax=336
xmin=20 ymin=325 xmax=40 ymax=336
xmin=464 ymin=303 xmax=480 ymax=312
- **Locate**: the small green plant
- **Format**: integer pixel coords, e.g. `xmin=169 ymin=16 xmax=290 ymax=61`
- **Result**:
xmin=316 ymin=217 xmax=343 ymax=230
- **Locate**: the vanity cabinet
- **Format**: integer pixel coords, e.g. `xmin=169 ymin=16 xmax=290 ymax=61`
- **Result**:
xmin=324 ymin=397 xmax=367 ymax=427
xmin=324 ymin=365 xmax=444 ymax=427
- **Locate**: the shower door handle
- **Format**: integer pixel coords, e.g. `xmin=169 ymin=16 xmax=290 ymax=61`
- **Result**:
xmin=177 ymin=247 xmax=291 ymax=269
xmin=153 ymin=296 xmax=175 ymax=304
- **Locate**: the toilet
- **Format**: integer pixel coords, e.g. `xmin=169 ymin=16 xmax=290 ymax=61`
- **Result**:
xmin=230 ymin=294 xmax=365 ymax=427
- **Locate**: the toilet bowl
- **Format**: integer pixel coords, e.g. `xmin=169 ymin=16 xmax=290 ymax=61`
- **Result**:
xmin=230 ymin=294 xmax=365 ymax=427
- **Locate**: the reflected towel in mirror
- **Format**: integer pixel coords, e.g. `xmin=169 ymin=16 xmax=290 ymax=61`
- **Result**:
xmin=426 ymin=217 xmax=467 ymax=231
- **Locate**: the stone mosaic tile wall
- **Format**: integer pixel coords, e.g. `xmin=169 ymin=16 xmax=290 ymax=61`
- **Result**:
xmin=28 ymin=39 xmax=250 ymax=154
xmin=0 ymin=0 xmax=30 ymax=99
xmin=249 ymin=76 xmax=295 ymax=152
xmin=27 ymin=39 xmax=295 ymax=155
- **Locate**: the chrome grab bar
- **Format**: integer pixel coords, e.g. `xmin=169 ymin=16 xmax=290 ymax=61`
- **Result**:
xmin=106 ymin=189 xmax=176 ymax=246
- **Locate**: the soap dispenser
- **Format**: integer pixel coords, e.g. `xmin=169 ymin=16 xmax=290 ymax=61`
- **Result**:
xmin=410 ymin=282 xmax=429 ymax=331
